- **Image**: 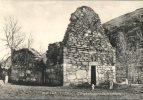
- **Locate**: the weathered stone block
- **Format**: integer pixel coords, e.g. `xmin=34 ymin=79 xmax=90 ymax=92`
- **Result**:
xmin=80 ymin=66 xmax=88 ymax=70
xmin=78 ymin=79 xmax=83 ymax=83
xmin=67 ymin=71 xmax=75 ymax=75
xmin=70 ymin=79 xmax=75 ymax=83
xmin=64 ymin=82 xmax=70 ymax=86
xmin=67 ymin=74 xmax=76 ymax=80
xmin=76 ymin=70 xmax=87 ymax=79
xmin=73 ymin=65 xmax=78 ymax=69
xmin=79 ymin=58 xmax=85 ymax=62
xmin=64 ymin=59 xmax=71 ymax=63
xmin=66 ymin=64 xmax=72 ymax=68
xmin=71 ymin=60 xmax=77 ymax=64
xmin=74 ymin=79 xmax=79 ymax=83
xmin=83 ymin=78 xmax=88 ymax=82
xmin=66 ymin=68 xmax=77 ymax=72
xmin=82 ymin=62 xmax=89 ymax=65
xmin=99 ymin=69 xmax=105 ymax=74
xmin=70 ymin=49 xmax=76 ymax=53
xmin=77 ymin=61 xmax=82 ymax=65
xmin=105 ymin=67 xmax=112 ymax=71
xmin=98 ymin=74 xmax=104 ymax=78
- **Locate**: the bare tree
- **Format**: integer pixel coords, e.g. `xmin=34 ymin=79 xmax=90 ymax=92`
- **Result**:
xmin=1 ymin=16 xmax=25 ymax=83
xmin=27 ymin=33 xmax=33 ymax=49
xmin=39 ymin=44 xmax=44 ymax=54
xmin=1 ymin=16 xmax=25 ymax=56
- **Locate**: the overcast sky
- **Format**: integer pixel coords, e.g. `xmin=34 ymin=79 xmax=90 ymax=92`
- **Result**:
xmin=0 ymin=0 xmax=143 ymax=60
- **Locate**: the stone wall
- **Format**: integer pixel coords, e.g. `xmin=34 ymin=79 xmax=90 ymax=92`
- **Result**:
xmin=63 ymin=47 xmax=116 ymax=86
xmin=45 ymin=42 xmax=63 ymax=86
xmin=46 ymin=6 xmax=116 ymax=86
xmin=10 ymin=48 xmax=44 ymax=85
xmin=10 ymin=66 xmax=43 ymax=84
xmin=62 ymin=6 xmax=116 ymax=86
xmin=45 ymin=64 xmax=63 ymax=86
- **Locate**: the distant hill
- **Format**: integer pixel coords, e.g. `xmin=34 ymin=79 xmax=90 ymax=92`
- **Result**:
xmin=103 ymin=8 xmax=143 ymax=83
xmin=103 ymin=7 xmax=143 ymax=48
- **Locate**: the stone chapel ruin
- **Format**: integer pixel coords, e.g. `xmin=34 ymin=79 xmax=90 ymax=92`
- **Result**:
xmin=45 ymin=6 xmax=116 ymax=86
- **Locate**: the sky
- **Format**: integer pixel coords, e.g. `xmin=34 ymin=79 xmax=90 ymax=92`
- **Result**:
xmin=0 ymin=0 xmax=143 ymax=60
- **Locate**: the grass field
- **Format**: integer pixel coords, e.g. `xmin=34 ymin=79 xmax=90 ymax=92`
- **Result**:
xmin=0 ymin=83 xmax=143 ymax=100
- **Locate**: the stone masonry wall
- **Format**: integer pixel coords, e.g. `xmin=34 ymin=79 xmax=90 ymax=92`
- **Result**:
xmin=45 ymin=42 xmax=63 ymax=86
xmin=46 ymin=6 xmax=116 ymax=86
xmin=63 ymin=6 xmax=116 ymax=86
xmin=11 ymin=66 xmax=43 ymax=84
xmin=11 ymin=49 xmax=44 ymax=84
xmin=45 ymin=64 xmax=63 ymax=86
xmin=63 ymin=47 xmax=116 ymax=86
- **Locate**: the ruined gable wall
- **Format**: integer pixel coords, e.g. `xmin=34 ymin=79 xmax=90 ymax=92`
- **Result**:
xmin=10 ymin=49 xmax=43 ymax=84
xmin=45 ymin=42 xmax=63 ymax=86
xmin=63 ymin=6 xmax=116 ymax=86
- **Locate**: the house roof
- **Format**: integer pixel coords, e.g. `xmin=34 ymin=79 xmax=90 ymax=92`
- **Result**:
xmin=28 ymin=48 xmax=42 ymax=60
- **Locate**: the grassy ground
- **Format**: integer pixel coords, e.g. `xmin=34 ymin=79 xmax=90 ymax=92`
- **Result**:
xmin=0 ymin=83 xmax=143 ymax=100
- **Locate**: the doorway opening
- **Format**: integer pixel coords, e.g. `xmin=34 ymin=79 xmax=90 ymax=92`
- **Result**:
xmin=91 ymin=66 xmax=96 ymax=85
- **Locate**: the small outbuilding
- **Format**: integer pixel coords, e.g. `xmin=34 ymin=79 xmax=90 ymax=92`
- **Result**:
xmin=10 ymin=48 xmax=46 ymax=85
